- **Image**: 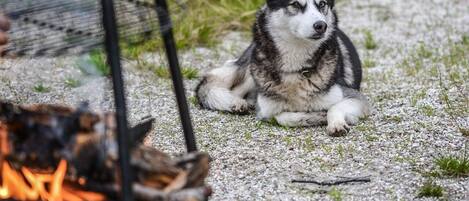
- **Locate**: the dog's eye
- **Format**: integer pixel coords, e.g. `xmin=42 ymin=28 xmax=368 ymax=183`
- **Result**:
xmin=318 ymin=1 xmax=327 ymax=9
xmin=290 ymin=1 xmax=302 ymax=9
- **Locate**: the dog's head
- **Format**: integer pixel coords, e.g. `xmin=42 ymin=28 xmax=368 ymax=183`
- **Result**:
xmin=266 ymin=0 xmax=336 ymax=42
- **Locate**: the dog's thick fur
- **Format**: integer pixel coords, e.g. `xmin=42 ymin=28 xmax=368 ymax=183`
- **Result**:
xmin=196 ymin=0 xmax=370 ymax=136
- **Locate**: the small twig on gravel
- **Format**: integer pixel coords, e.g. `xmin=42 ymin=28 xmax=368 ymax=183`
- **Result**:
xmin=292 ymin=176 xmax=371 ymax=186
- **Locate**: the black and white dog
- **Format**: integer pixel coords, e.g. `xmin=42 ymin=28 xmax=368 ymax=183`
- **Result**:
xmin=196 ymin=0 xmax=370 ymax=136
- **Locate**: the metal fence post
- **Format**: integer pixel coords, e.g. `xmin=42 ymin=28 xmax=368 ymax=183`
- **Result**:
xmin=154 ymin=0 xmax=198 ymax=153
xmin=101 ymin=0 xmax=134 ymax=200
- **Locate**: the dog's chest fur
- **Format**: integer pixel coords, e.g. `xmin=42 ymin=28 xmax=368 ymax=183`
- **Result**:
xmin=250 ymin=11 xmax=340 ymax=110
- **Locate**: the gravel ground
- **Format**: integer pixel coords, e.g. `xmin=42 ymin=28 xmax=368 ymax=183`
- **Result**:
xmin=1 ymin=0 xmax=468 ymax=200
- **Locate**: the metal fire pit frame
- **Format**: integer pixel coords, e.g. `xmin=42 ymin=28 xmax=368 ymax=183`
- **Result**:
xmin=101 ymin=0 xmax=198 ymax=200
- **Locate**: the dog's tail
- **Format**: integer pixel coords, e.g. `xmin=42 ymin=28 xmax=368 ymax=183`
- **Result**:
xmin=195 ymin=44 xmax=255 ymax=114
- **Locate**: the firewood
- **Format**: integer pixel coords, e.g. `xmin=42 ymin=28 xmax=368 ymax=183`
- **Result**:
xmin=0 ymin=101 xmax=211 ymax=201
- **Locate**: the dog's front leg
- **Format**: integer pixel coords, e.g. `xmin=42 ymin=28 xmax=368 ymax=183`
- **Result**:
xmin=326 ymin=89 xmax=371 ymax=136
xmin=256 ymin=95 xmax=283 ymax=120
xmin=275 ymin=112 xmax=328 ymax=127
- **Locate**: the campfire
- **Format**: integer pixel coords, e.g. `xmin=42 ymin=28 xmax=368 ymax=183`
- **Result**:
xmin=0 ymin=159 xmax=106 ymax=201
xmin=0 ymin=101 xmax=211 ymax=201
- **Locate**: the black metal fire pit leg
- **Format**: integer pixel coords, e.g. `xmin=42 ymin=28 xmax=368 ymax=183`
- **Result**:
xmin=101 ymin=0 xmax=134 ymax=200
xmin=154 ymin=0 xmax=198 ymax=153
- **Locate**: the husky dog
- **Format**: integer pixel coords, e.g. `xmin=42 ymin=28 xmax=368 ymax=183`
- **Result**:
xmin=196 ymin=0 xmax=370 ymax=136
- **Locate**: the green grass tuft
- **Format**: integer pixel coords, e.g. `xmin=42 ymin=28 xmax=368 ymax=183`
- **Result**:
xmin=33 ymin=83 xmax=51 ymax=93
xmin=154 ymin=66 xmax=171 ymax=78
xmin=384 ymin=115 xmax=403 ymax=123
xmin=417 ymin=181 xmax=444 ymax=198
xmin=244 ymin=132 xmax=253 ymax=140
xmin=418 ymin=105 xmax=435 ymax=116
xmin=435 ymin=156 xmax=469 ymax=177
xmin=328 ymin=187 xmax=343 ymax=201
xmin=416 ymin=43 xmax=433 ymax=59
xmin=89 ymin=49 xmax=110 ymax=76
xmin=76 ymin=49 xmax=110 ymax=76
xmin=123 ymin=0 xmax=264 ymax=55
xmin=64 ymin=78 xmax=81 ymax=88
xmin=188 ymin=96 xmax=199 ymax=106
xmin=154 ymin=66 xmax=199 ymax=80
xmin=363 ymin=30 xmax=378 ymax=50
xmin=363 ymin=58 xmax=377 ymax=68
xmin=182 ymin=68 xmax=200 ymax=80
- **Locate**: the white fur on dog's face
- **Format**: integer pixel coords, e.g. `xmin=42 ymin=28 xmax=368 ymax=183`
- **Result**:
xmin=268 ymin=0 xmax=335 ymax=42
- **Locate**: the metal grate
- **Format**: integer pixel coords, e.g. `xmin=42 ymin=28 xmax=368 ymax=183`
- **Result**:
xmin=0 ymin=0 xmax=185 ymax=57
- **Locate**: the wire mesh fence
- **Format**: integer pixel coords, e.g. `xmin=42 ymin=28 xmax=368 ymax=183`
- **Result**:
xmin=0 ymin=0 xmax=186 ymax=57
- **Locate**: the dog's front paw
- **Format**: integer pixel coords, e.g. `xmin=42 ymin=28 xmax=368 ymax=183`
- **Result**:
xmin=230 ymin=100 xmax=250 ymax=114
xmin=327 ymin=120 xmax=350 ymax=137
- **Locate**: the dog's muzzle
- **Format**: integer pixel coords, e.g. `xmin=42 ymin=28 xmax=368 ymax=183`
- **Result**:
xmin=309 ymin=21 xmax=328 ymax=40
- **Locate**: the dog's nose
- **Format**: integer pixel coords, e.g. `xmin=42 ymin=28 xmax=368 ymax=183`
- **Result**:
xmin=313 ymin=21 xmax=327 ymax=34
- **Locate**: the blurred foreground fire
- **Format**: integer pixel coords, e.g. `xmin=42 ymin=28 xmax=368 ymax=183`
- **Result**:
xmin=0 ymin=160 xmax=105 ymax=201
xmin=0 ymin=124 xmax=105 ymax=201
xmin=0 ymin=102 xmax=211 ymax=201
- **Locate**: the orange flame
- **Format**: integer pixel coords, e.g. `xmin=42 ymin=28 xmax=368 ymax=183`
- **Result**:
xmin=0 ymin=124 xmax=106 ymax=201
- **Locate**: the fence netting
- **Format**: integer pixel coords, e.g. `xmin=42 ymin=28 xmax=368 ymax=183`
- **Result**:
xmin=0 ymin=0 xmax=186 ymax=57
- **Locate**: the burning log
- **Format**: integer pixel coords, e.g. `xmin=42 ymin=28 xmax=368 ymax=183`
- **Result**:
xmin=0 ymin=101 xmax=211 ymax=201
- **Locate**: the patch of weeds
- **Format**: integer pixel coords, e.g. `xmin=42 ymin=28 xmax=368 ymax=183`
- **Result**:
xmin=154 ymin=66 xmax=199 ymax=80
xmin=462 ymin=35 xmax=469 ymax=45
xmin=365 ymin=134 xmax=379 ymax=142
xmin=182 ymin=67 xmax=199 ymax=80
xmin=64 ymin=78 xmax=81 ymax=88
xmin=355 ymin=123 xmax=376 ymax=133
xmin=244 ymin=132 xmax=253 ymax=140
xmin=188 ymin=96 xmax=199 ymax=106
xmin=438 ymin=85 xmax=468 ymax=119
xmin=154 ymin=66 xmax=171 ymax=78
xmin=429 ymin=65 xmax=439 ymax=77
xmin=134 ymin=59 xmax=158 ymax=71
xmin=400 ymin=42 xmax=437 ymax=77
xmin=303 ymin=136 xmax=315 ymax=152
xmin=337 ymin=144 xmax=345 ymax=158
xmin=402 ymin=56 xmax=423 ymax=76
xmin=416 ymin=43 xmax=433 ymax=59
xmin=384 ymin=115 xmax=402 ymax=123
xmin=283 ymin=136 xmax=294 ymax=147
xmin=410 ymin=90 xmax=426 ymax=107
xmin=89 ymin=49 xmax=110 ymax=76
xmin=418 ymin=105 xmax=435 ymax=116
xmin=363 ymin=30 xmax=378 ymax=50
xmin=328 ymin=187 xmax=343 ymax=201
xmin=33 ymin=83 xmax=51 ymax=93
xmin=434 ymin=156 xmax=469 ymax=177
xmin=449 ymin=71 xmax=462 ymax=83
xmin=76 ymin=49 xmax=110 ymax=76
xmin=126 ymin=0 xmax=264 ymax=53
xmin=417 ymin=181 xmax=444 ymax=198
xmin=320 ymin=144 xmax=333 ymax=154
xmin=363 ymin=58 xmax=377 ymax=68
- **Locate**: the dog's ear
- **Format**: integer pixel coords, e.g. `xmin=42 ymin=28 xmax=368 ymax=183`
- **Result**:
xmin=327 ymin=0 xmax=335 ymax=8
xmin=266 ymin=0 xmax=288 ymax=10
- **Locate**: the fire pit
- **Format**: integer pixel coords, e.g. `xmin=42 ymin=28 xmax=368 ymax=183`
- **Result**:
xmin=0 ymin=102 xmax=211 ymax=201
xmin=0 ymin=0 xmax=206 ymax=200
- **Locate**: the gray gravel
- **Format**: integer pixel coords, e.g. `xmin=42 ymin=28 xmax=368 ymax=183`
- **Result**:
xmin=1 ymin=0 xmax=468 ymax=200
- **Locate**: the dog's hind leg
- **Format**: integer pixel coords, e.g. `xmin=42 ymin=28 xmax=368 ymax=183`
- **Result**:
xmin=326 ymin=88 xmax=371 ymax=136
xmin=275 ymin=112 xmax=328 ymax=127
xmin=196 ymin=60 xmax=255 ymax=114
